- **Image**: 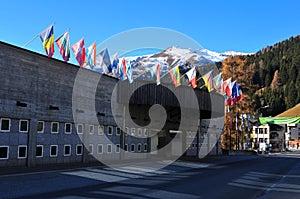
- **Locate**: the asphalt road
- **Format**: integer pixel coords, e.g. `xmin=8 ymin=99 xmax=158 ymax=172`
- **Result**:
xmin=1 ymin=153 xmax=300 ymax=199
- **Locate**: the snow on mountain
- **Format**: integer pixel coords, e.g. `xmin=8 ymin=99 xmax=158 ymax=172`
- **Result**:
xmin=121 ymin=46 xmax=250 ymax=79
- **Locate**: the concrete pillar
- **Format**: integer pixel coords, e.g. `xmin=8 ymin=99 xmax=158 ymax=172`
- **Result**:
xmin=27 ymin=118 xmax=37 ymax=167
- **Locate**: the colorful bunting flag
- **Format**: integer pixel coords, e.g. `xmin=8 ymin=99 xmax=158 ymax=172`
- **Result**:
xmin=111 ymin=52 xmax=119 ymax=77
xmin=233 ymin=84 xmax=243 ymax=103
xmin=127 ymin=61 xmax=133 ymax=83
xmin=39 ymin=24 xmax=54 ymax=58
xmin=119 ymin=58 xmax=127 ymax=80
xmin=213 ymin=72 xmax=223 ymax=92
xmin=86 ymin=42 xmax=96 ymax=68
xmin=98 ymin=48 xmax=112 ymax=74
xmin=201 ymin=70 xmax=214 ymax=92
xmin=185 ymin=67 xmax=197 ymax=88
xmin=55 ymin=31 xmax=70 ymax=62
xmin=223 ymin=78 xmax=232 ymax=96
xmin=71 ymin=38 xmax=86 ymax=67
xmin=169 ymin=66 xmax=181 ymax=87
xmin=150 ymin=63 xmax=161 ymax=85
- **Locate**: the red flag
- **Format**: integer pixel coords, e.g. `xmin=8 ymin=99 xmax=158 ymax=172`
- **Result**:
xmin=71 ymin=38 xmax=86 ymax=67
xmin=185 ymin=67 xmax=197 ymax=88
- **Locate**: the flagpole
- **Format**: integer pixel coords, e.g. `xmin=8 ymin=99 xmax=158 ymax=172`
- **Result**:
xmin=24 ymin=22 xmax=55 ymax=48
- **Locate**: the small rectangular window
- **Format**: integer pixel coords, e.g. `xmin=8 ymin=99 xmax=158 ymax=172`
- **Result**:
xmin=107 ymin=144 xmax=112 ymax=153
xmin=98 ymin=125 xmax=104 ymax=135
xmin=0 ymin=146 xmax=9 ymax=159
xmin=131 ymin=128 xmax=135 ymax=136
xmin=138 ymin=128 xmax=142 ymax=137
xmin=36 ymin=145 xmax=43 ymax=158
xmin=0 ymin=118 xmax=10 ymax=132
xmin=77 ymin=124 xmax=84 ymax=134
xmin=51 ymin=122 xmax=59 ymax=133
xmin=76 ymin=144 xmax=83 ymax=155
xmin=144 ymin=143 xmax=148 ymax=152
xmin=88 ymin=144 xmax=93 ymax=154
xmin=50 ymin=145 xmax=58 ymax=157
xmin=65 ymin=123 xmax=72 ymax=134
xmin=125 ymin=127 xmax=129 ymax=136
xmin=131 ymin=144 xmax=135 ymax=152
xmin=124 ymin=144 xmax=128 ymax=152
xmin=19 ymin=120 xmax=29 ymax=133
xmin=89 ymin=125 xmax=94 ymax=134
xmin=97 ymin=144 xmax=103 ymax=154
xmin=116 ymin=144 xmax=120 ymax=153
xmin=137 ymin=143 xmax=141 ymax=152
xmin=37 ymin=121 xmax=44 ymax=133
xmin=116 ymin=127 xmax=121 ymax=135
xmin=18 ymin=145 xmax=27 ymax=159
xmin=108 ymin=126 xmax=113 ymax=135
xmin=64 ymin=145 xmax=71 ymax=156
xmin=144 ymin=129 xmax=148 ymax=137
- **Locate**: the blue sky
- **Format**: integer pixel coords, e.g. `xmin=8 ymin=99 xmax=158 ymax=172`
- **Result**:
xmin=1 ymin=0 xmax=299 ymax=62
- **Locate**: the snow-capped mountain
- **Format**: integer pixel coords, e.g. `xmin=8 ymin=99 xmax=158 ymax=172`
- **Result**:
xmin=126 ymin=46 xmax=250 ymax=79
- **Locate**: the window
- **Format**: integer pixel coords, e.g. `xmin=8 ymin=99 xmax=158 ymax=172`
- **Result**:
xmin=98 ymin=125 xmax=104 ymax=135
xmin=89 ymin=125 xmax=94 ymax=134
xmin=76 ymin=144 xmax=83 ymax=155
xmin=116 ymin=144 xmax=120 ymax=153
xmin=19 ymin=120 xmax=29 ymax=133
xmin=144 ymin=143 xmax=148 ymax=152
xmin=131 ymin=144 xmax=135 ymax=152
xmin=88 ymin=144 xmax=93 ymax=154
xmin=131 ymin=128 xmax=135 ymax=136
xmin=77 ymin=124 xmax=83 ymax=134
xmin=51 ymin=122 xmax=59 ymax=133
xmin=65 ymin=123 xmax=72 ymax=134
xmin=50 ymin=145 xmax=58 ymax=157
xmin=97 ymin=144 xmax=103 ymax=154
xmin=144 ymin=129 xmax=148 ymax=137
xmin=18 ymin=145 xmax=27 ymax=159
xmin=107 ymin=144 xmax=112 ymax=153
xmin=124 ymin=144 xmax=128 ymax=152
xmin=138 ymin=128 xmax=142 ymax=137
xmin=0 ymin=118 xmax=10 ymax=132
xmin=108 ymin=126 xmax=113 ymax=135
xmin=125 ymin=127 xmax=129 ymax=136
xmin=36 ymin=145 xmax=43 ymax=158
xmin=137 ymin=143 xmax=141 ymax=152
xmin=37 ymin=121 xmax=44 ymax=133
xmin=0 ymin=146 xmax=9 ymax=159
xmin=116 ymin=127 xmax=121 ymax=136
xmin=64 ymin=145 xmax=71 ymax=156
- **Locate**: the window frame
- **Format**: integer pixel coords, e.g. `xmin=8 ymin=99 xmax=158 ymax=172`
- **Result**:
xmin=88 ymin=144 xmax=93 ymax=154
xmin=108 ymin=126 xmax=113 ymax=135
xmin=65 ymin=123 xmax=72 ymax=134
xmin=144 ymin=143 xmax=148 ymax=152
xmin=51 ymin=122 xmax=59 ymax=134
xmin=137 ymin=143 xmax=142 ymax=152
xmin=37 ymin=121 xmax=44 ymax=133
xmin=116 ymin=127 xmax=121 ymax=136
xmin=97 ymin=144 xmax=103 ymax=154
xmin=115 ymin=144 xmax=120 ymax=153
xmin=0 ymin=146 xmax=9 ymax=160
xmin=98 ymin=125 xmax=104 ymax=135
xmin=107 ymin=144 xmax=112 ymax=153
xmin=19 ymin=119 xmax=29 ymax=133
xmin=131 ymin=128 xmax=135 ymax=136
xmin=76 ymin=144 xmax=83 ymax=155
xmin=50 ymin=145 xmax=58 ymax=157
xmin=36 ymin=145 xmax=43 ymax=158
xmin=138 ymin=128 xmax=142 ymax=137
xmin=131 ymin=144 xmax=135 ymax=152
xmin=17 ymin=145 xmax=27 ymax=159
xmin=0 ymin=118 xmax=11 ymax=132
xmin=63 ymin=144 xmax=71 ymax=157
xmin=77 ymin=124 xmax=84 ymax=134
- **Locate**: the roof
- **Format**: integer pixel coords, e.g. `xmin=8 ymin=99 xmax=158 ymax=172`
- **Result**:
xmin=276 ymin=103 xmax=300 ymax=117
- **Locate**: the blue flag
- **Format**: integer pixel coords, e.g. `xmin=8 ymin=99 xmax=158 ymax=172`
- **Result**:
xmin=126 ymin=61 xmax=133 ymax=83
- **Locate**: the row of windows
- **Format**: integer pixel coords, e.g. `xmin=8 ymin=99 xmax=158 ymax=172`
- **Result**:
xmin=0 ymin=118 xmax=149 ymax=137
xmin=0 ymin=143 xmax=148 ymax=160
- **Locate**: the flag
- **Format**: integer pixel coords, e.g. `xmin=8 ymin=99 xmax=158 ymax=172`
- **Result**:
xmin=86 ymin=42 xmax=96 ymax=68
xmin=98 ymin=48 xmax=112 ymax=74
xmin=111 ymin=52 xmax=119 ymax=77
xmin=202 ymin=70 xmax=214 ymax=92
xmin=55 ymin=31 xmax=70 ymax=62
xmin=223 ymin=78 xmax=232 ymax=96
xmin=169 ymin=66 xmax=181 ymax=87
xmin=231 ymin=81 xmax=237 ymax=99
xmin=72 ymin=38 xmax=86 ymax=67
xmin=185 ymin=67 xmax=197 ymax=88
xmin=119 ymin=58 xmax=127 ymax=80
xmin=126 ymin=61 xmax=133 ymax=83
xmin=213 ymin=72 xmax=223 ymax=92
xmin=150 ymin=63 xmax=161 ymax=85
xmin=233 ymin=84 xmax=243 ymax=103
xmin=39 ymin=24 xmax=54 ymax=58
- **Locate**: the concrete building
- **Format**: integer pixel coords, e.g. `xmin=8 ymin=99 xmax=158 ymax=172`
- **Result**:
xmin=0 ymin=41 xmax=224 ymax=167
